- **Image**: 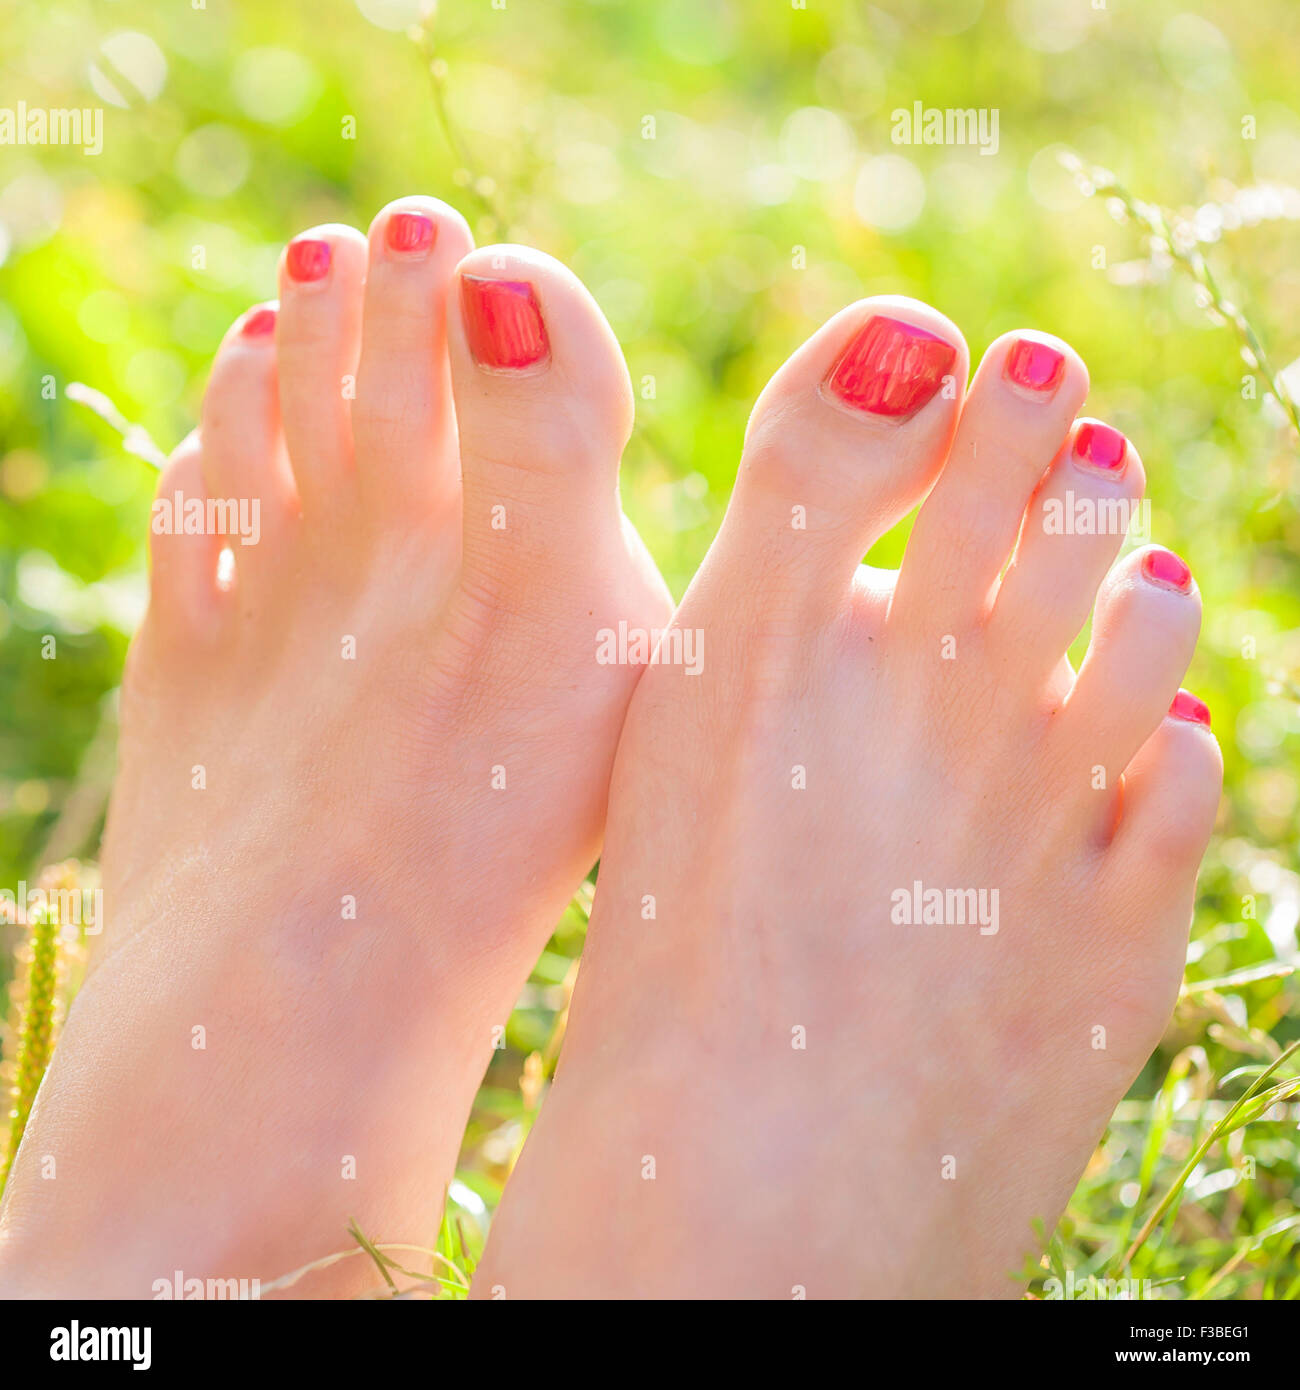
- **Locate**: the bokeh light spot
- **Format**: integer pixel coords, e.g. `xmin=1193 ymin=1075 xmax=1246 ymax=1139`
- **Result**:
xmin=232 ymin=48 xmax=322 ymax=127
xmin=77 ymin=290 xmax=131 ymax=345
xmin=355 ymin=0 xmax=431 ymax=33
xmin=1009 ymin=0 xmax=1094 ymax=53
xmin=853 ymin=155 xmax=926 ymax=233
xmin=656 ymin=0 xmax=736 ymax=66
xmin=897 ymin=0 xmax=984 ymax=36
xmin=89 ymin=31 xmax=168 ymax=108
xmin=780 ymin=107 xmax=856 ymax=184
xmin=175 ymin=125 xmax=252 ymax=198
xmin=1160 ymin=14 xmax=1234 ymax=91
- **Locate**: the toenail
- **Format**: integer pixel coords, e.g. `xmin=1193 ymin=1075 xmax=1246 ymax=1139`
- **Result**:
xmin=1141 ymin=548 xmax=1193 ymax=593
xmin=1003 ymin=338 xmax=1065 ymax=395
xmin=239 ymin=306 xmax=277 ymax=338
xmin=385 ymin=211 xmax=436 ymax=256
xmin=285 ymin=237 xmax=332 ymax=283
xmin=822 ymin=315 xmax=956 ymax=420
xmin=1073 ymin=422 xmax=1127 ymax=474
xmin=461 ymin=275 xmax=550 ymax=371
xmin=1169 ymin=689 xmax=1211 ymax=726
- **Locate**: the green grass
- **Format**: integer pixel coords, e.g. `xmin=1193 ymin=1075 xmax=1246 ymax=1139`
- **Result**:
xmin=2 ymin=0 xmax=1298 ymax=1298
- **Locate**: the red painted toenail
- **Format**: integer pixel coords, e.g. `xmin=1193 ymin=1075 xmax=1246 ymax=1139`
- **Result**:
xmin=286 ymin=238 xmax=331 ymax=283
xmin=823 ymin=315 xmax=956 ymax=420
xmin=1141 ymin=548 xmax=1193 ymax=593
xmin=240 ymin=306 xmax=277 ymax=338
xmin=1003 ymin=338 xmax=1065 ymax=394
xmin=1169 ymin=689 xmax=1211 ymax=726
xmin=460 ymin=275 xmax=550 ymax=370
xmin=386 ymin=212 xmax=436 ymax=255
xmin=1074 ymin=422 xmax=1128 ymax=473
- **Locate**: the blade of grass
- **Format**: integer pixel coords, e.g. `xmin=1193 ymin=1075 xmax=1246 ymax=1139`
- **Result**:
xmin=1191 ymin=1212 xmax=1300 ymax=1300
xmin=1182 ymin=961 xmax=1298 ymax=994
xmin=1122 ymin=1039 xmax=1300 ymax=1269
xmin=260 ymin=1239 xmax=466 ymax=1297
xmin=1111 ymin=1047 xmax=1206 ymax=1265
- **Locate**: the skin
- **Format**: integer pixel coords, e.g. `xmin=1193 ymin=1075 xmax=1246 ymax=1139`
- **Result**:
xmin=0 ymin=198 xmax=670 ymax=1297
xmin=474 ymin=299 xmax=1223 ymax=1298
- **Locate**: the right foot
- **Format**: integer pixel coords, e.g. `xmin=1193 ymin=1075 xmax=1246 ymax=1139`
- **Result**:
xmin=0 ymin=200 xmax=670 ymax=1295
xmin=476 ymin=299 xmax=1222 ymax=1299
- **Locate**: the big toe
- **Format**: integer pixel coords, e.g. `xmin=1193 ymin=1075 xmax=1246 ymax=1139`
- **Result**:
xmin=708 ymin=296 xmax=968 ymax=620
xmin=448 ymin=244 xmax=650 ymax=616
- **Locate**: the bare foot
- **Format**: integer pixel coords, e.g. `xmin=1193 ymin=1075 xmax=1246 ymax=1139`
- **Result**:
xmin=475 ymin=299 xmax=1222 ymax=1298
xmin=0 ymin=200 xmax=669 ymax=1296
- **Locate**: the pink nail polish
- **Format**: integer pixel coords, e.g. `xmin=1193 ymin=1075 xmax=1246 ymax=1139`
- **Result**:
xmin=823 ymin=315 xmax=956 ymax=420
xmin=386 ymin=212 xmax=436 ymax=256
xmin=1169 ymin=689 xmax=1211 ymax=726
xmin=1004 ymin=338 xmax=1065 ymax=394
xmin=461 ymin=275 xmax=549 ymax=370
xmin=1141 ymin=548 xmax=1192 ymax=593
xmin=240 ymin=306 xmax=277 ymax=338
xmin=286 ymin=238 xmax=331 ymax=283
xmin=1074 ymin=422 xmax=1127 ymax=473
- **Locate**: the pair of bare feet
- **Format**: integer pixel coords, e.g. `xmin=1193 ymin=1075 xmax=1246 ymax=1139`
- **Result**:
xmin=0 ymin=196 xmax=1221 ymax=1300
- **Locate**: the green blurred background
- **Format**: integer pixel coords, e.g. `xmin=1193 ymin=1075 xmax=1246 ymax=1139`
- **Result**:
xmin=1 ymin=0 xmax=1298 ymax=1295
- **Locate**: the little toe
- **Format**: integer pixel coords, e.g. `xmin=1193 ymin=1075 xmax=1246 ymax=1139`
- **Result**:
xmin=1058 ymin=545 xmax=1202 ymax=794
xmin=1102 ymin=695 xmax=1222 ymax=972
xmin=146 ymin=434 xmax=226 ymax=640
xmin=1113 ymin=692 xmax=1222 ymax=868
xmin=199 ymin=303 xmax=298 ymax=582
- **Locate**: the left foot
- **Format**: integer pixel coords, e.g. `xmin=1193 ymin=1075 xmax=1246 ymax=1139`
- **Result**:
xmin=0 ymin=200 xmax=670 ymax=1296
